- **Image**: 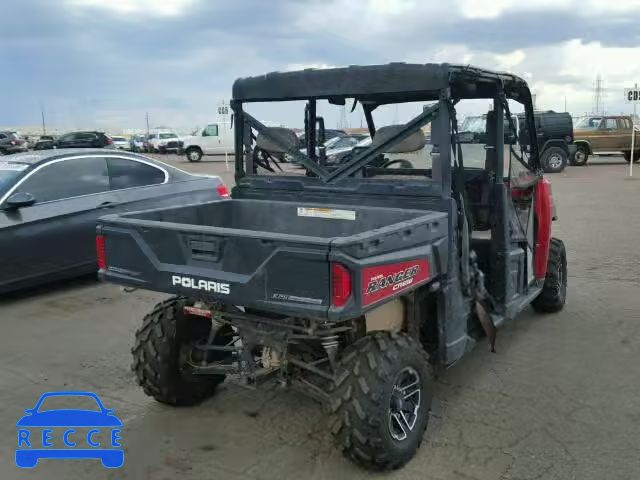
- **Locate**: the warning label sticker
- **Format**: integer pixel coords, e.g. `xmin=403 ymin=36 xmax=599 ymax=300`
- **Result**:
xmin=297 ymin=207 xmax=356 ymax=221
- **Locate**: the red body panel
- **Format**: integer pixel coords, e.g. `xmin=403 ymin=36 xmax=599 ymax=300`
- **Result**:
xmin=361 ymin=260 xmax=429 ymax=307
xmin=534 ymin=178 xmax=553 ymax=279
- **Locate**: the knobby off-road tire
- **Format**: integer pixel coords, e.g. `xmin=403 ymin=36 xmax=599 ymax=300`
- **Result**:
xmin=329 ymin=331 xmax=433 ymax=471
xmin=131 ymin=296 xmax=228 ymax=406
xmin=532 ymin=238 xmax=567 ymax=313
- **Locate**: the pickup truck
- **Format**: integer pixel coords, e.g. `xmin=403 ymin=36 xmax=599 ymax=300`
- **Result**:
xmin=573 ymin=115 xmax=638 ymax=165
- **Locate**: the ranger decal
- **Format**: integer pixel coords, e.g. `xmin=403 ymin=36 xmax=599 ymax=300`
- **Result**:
xmin=361 ymin=260 xmax=429 ymax=306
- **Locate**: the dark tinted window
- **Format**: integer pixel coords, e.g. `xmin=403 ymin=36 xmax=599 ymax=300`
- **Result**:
xmin=77 ymin=132 xmax=98 ymax=141
xmin=107 ymin=158 xmax=166 ymax=190
xmin=58 ymin=133 xmax=76 ymax=142
xmin=16 ymin=157 xmax=109 ymax=203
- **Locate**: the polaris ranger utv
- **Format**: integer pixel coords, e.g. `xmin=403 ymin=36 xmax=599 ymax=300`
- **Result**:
xmin=96 ymin=63 xmax=567 ymax=471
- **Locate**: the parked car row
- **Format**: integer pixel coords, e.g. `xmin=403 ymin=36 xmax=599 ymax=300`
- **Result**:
xmin=0 ymin=149 xmax=229 ymax=293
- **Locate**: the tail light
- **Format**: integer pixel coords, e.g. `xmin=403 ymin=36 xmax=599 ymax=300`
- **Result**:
xmin=331 ymin=263 xmax=352 ymax=307
xmin=106 ymin=137 xmax=113 ymax=145
xmin=216 ymin=183 xmax=230 ymax=198
xmin=96 ymin=235 xmax=107 ymax=270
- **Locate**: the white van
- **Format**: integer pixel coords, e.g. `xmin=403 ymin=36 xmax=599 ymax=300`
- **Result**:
xmin=182 ymin=123 xmax=234 ymax=162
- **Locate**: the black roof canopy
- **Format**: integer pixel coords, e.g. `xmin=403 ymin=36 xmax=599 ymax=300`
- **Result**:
xmin=232 ymin=63 xmax=531 ymax=104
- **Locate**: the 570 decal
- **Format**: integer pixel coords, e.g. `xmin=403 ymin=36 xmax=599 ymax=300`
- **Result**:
xmin=361 ymin=260 xmax=429 ymax=306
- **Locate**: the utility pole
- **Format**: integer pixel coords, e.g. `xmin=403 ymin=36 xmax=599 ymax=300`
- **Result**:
xmin=40 ymin=108 xmax=46 ymax=135
xmin=634 ymin=83 xmax=638 ymax=124
xmin=564 ymin=96 xmax=567 ymax=112
xmin=593 ymin=74 xmax=604 ymax=114
xmin=145 ymin=112 xmax=150 ymax=136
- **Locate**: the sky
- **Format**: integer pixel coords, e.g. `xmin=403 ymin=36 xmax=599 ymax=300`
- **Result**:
xmin=2 ymin=0 xmax=640 ymax=132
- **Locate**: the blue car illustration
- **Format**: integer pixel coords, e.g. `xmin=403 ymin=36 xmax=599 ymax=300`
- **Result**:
xmin=16 ymin=391 xmax=123 ymax=468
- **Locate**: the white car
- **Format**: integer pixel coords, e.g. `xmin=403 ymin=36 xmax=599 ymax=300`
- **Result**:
xmin=182 ymin=123 xmax=234 ymax=162
xmin=110 ymin=136 xmax=130 ymax=150
xmin=148 ymin=131 xmax=182 ymax=153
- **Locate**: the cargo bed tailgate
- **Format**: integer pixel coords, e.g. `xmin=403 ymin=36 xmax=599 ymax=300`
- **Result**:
xmin=97 ymin=216 xmax=332 ymax=316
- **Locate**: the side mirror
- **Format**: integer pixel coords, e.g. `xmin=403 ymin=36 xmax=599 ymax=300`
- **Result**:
xmin=5 ymin=192 xmax=36 ymax=209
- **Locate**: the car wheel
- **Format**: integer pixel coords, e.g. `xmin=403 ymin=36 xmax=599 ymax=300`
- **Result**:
xmin=532 ymin=238 xmax=567 ymax=313
xmin=623 ymin=151 xmax=640 ymax=163
xmin=541 ymin=147 xmax=568 ymax=173
xmin=571 ymin=145 xmax=589 ymax=166
xmin=131 ymin=297 xmax=233 ymax=406
xmin=186 ymin=147 xmax=203 ymax=162
xmin=329 ymin=332 xmax=433 ymax=471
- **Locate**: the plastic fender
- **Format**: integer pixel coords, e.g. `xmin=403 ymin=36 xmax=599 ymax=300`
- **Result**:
xmin=534 ymin=178 xmax=553 ymax=279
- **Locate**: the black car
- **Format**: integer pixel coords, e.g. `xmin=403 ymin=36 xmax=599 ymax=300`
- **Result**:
xmin=0 ymin=149 xmax=229 ymax=293
xmin=460 ymin=112 xmax=574 ymax=173
xmin=518 ymin=111 xmax=575 ymax=173
xmin=0 ymin=131 xmax=28 ymax=155
xmin=297 ymin=128 xmax=346 ymax=148
xmin=34 ymin=131 xmax=114 ymax=151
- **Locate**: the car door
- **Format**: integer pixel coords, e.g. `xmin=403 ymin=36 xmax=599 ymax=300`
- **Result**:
xmin=201 ymin=124 xmax=221 ymax=154
xmin=0 ymin=156 xmax=117 ymax=289
xmin=616 ymin=118 xmax=633 ymax=151
xmin=597 ymin=118 xmax=620 ymax=151
xmin=55 ymin=133 xmax=77 ymax=149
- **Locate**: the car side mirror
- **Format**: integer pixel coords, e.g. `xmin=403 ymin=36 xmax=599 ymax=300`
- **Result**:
xmin=5 ymin=192 xmax=36 ymax=209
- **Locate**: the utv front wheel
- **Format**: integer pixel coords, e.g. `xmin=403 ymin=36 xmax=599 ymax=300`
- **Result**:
xmin=329 ymin=332 xmax=433 ymax=471
xmin=532 ymin=238 xmax=567 ymax=313
xmin=131 ymin=297 xmax=231 ymax=406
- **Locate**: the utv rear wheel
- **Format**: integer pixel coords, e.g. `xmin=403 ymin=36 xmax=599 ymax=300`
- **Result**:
xmin=329 ymin=332 xmax=432 ymax=471
xmin=541 ymin=147 xmax=567 ymax=173
xmin=532 ymin=238 xmax=567 ymax=313
xmin=572 ymin=145 xmax=589 ymax=166
xmin=131 ymin=297 xmax=231 ymax=406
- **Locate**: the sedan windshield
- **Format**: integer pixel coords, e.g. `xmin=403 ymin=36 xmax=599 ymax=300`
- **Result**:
xmin=460 ymin=116 xmax=486 ymax=133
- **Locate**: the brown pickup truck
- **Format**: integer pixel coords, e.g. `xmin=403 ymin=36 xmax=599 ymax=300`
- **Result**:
xmin=573 ymin=115 xmax=638 ymax=165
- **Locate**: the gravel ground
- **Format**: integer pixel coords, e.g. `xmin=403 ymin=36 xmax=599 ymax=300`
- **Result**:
xmin=1 ymin=154 xmax=639 ymax=480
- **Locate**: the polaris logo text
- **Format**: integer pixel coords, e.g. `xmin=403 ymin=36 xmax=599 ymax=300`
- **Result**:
xmin=171 ymin=275 xmax=230 ymax=295
xmin=365 ymin=265 xmax=420 ymax=294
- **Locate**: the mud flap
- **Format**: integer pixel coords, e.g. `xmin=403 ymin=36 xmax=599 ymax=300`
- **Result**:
xmin=475 ymin=297 xmax=496 ymax=353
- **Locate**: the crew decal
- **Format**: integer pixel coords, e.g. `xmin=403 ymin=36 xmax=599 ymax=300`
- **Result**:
xmin=361 ymin=260 xmax=429 ymax=306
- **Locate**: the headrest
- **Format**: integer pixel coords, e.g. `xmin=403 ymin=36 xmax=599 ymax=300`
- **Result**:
xmin=255 ymin=127 xmax=298 ymax=153
xmin=372 ymin=125 xmax=426 ymax=153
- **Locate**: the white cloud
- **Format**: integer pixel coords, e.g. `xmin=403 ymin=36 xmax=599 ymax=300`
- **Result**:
xmin=67 ymin=0 xmax=195 ymax=16
xmin=453 ymin=0 xmax=640 ymax=18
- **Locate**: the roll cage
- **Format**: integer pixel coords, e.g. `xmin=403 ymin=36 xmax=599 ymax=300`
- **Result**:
xmin=230 ymin=63 xmax=541 ymax=195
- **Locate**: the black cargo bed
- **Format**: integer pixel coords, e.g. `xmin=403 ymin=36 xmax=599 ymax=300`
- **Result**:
xmin=98 ymin=199 xmax=448 ymax=319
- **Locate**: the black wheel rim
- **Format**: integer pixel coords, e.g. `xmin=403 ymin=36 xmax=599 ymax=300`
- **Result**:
xmin=388 ymin=367 xmax=422 ymax=442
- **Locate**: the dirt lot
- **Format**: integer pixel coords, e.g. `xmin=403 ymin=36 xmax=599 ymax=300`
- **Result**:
xmin=2 ymin=154 xmax=640 ymax=480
